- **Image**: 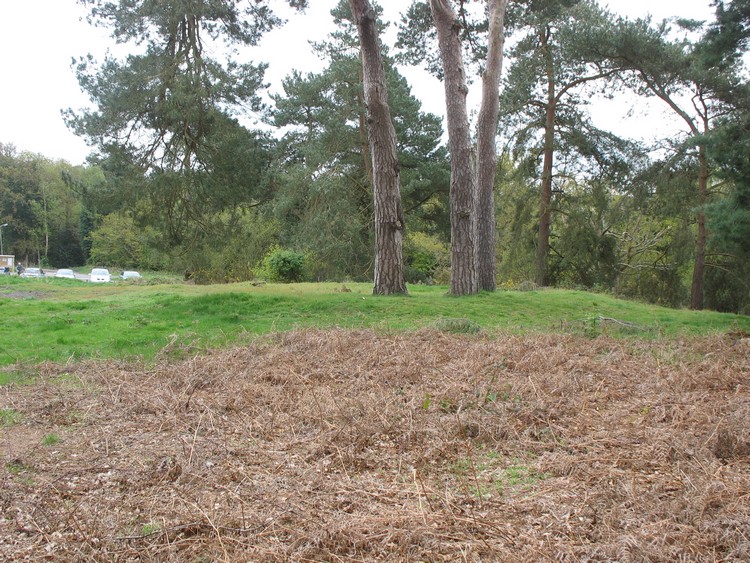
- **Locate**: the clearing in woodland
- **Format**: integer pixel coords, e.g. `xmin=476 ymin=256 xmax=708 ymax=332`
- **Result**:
xmin=1 ymin=328 xmax=749 ymax=561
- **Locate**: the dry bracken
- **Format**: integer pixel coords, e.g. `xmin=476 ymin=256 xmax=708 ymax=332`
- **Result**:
xmin=1 ymin=329 xmax=748 ymax=561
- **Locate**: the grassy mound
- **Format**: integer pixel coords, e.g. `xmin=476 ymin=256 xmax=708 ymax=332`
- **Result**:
xmin=2 ymin=279 xmax=748 ymax=366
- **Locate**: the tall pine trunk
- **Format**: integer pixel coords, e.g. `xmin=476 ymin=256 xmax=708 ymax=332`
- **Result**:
xmin=690 ymin=145 xmax=709 ymax=310
xmin=431 ymin=0 xmax=509 ymax=295
xmin=536 ymin=103 xmax=555 ymax=287
xmin=430 ymin=0 xmax=478 ymax=295
xmin=536 ymin=28 xmax=555 ymax=288
xmin=349 ymin=0 xmax=407 ymax=295
xmin=476 ymin=0 xmax=509 ymax=292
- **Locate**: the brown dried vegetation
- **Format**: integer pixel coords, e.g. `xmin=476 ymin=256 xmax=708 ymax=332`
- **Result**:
xmin=1 ymin=330 xmax=749 ymax=561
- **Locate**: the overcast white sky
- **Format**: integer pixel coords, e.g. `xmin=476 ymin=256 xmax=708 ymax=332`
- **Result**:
xmin=0 ymin=0 xmax=716 ymax=166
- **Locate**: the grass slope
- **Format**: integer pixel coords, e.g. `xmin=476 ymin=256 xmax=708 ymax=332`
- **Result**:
xmin=1 ymin=277 xmax=748 ymax=366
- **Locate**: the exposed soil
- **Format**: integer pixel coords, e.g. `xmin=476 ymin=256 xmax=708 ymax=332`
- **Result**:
xmin=1 ymin=329 xmax=749 ymax=561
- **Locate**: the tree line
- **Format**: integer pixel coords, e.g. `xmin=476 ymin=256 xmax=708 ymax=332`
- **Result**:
xmin=1 ymin=0 xmax=749 ymax=313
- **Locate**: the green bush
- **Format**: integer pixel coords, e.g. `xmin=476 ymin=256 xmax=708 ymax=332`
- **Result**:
xmin=615 ymin=267 xmax=688 ymax=308
xmin=260 ymin=248 xmax=306 ymax=283
xmin=88 ymin=213 xmax=145 ymax=269
xmin=404 ymin=232 xmax=449 ymax=285
xmin=704 ymin=259 xmax=750 ymax=314
xmin=179 ymin=213 xmax=280 ymax=284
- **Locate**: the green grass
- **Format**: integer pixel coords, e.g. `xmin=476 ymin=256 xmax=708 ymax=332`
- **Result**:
xmin=4 ymin=459 xmax=34 ymax=484
xmin=140 ymin=522 xmax=161 ymax=536
xmin=451 ymin=451 xmax=548 ymax=499
xmin=0 ymin=369 xmax=37 ymax=386
xmin=0 ymin=408 xmax=21 ymax=427
xmin=42 ymin=433 xmax=61 ymax=446
xmin=1 ymin=276 xmax=748 ymax=366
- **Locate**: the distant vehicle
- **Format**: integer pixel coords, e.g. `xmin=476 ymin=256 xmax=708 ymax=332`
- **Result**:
xmin=55 ymin=268 xmax=76 ymax=279
xmin=21 ymin=267 xmax=44 ymax=278
xmin=89 ymin=268 xmax=111 ymax=283
xmin=120 ymin=270 xmax=142 ymax=280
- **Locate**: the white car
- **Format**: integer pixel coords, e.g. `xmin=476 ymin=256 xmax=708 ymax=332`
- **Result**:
xmin=55 ymin=268 xmax=76 ymax=279
xmin=89 ymin=268 xmax=111 ymax=283
xmin=120 ymin=270 xmax=142 ymax=280
xmin=21 ymin=267 xmax=44 ymax=278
